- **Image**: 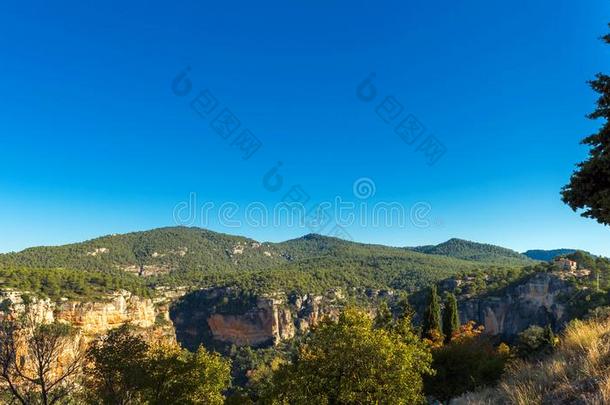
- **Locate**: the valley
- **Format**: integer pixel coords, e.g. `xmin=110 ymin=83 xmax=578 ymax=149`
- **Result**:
xmin=1 ymin=226 xmax=608 ymax=403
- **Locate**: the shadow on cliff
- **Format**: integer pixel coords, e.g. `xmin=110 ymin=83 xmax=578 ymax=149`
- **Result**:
xmin=170 ymin=288 xmax=260 ymax=353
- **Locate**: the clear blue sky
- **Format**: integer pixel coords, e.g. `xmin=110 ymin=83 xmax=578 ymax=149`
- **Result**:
xmin=1 ymin=0 xmax=610 ymax=255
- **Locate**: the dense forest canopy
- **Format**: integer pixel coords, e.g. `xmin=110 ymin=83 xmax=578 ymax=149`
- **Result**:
xmin=410 ymin=238 xmax=534 ymax=265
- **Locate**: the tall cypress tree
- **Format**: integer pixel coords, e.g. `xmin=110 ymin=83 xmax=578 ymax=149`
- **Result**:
xmin=442 ymin=293 xmax=460 ymax=343
xmin=422 ymin=286 xmax=442 ymax=340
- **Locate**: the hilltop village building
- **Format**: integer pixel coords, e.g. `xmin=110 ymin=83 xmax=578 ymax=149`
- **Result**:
xmin=553 ymin=257 xmax=578 ymax=272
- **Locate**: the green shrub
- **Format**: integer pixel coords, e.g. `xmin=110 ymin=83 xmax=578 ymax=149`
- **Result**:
xmin=424 ymin=333 xmax=508 ymax=401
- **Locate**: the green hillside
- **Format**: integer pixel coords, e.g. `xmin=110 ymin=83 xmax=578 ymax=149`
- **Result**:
xmin=522 ymin=248 xmax=580 ymax=261
xmin=0 ymin=227 xmax=284 ymax=273
xmin=0 ymin=227 xmax=524 ymax=300
xmin=410 ymin=238 xmax=534 ymax=265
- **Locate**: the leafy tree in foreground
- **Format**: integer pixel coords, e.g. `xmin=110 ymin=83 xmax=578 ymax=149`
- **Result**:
xmin=85 ymin=325 xmax=231 ymax=405
xmin=85 ymin=324 xmax=149 ymax=404
xmin=144 ymin=342 xmax=231 ymax=405
xmin=0 ymin=320 xmax=85 ymax=405
xmin=516 ymin=324 xmax=556 ymax=359
xmin=442 ymin=293 xmax=460 ymax=343
xmin=562 ymin=25 xmax=610 ymax=225
xmin=422 ymin=285 xmax=443 ymax=343
xmin=543 ymin=325 xmax=557 ymax=351
xmin=268 ymin=308 xmax=433 ymax=404
xmin=424 ymin=322 xmax=508 ymax=401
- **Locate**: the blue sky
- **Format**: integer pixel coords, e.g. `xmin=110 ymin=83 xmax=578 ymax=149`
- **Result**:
xmin=1 ymin=0 xmax=610 ymax=255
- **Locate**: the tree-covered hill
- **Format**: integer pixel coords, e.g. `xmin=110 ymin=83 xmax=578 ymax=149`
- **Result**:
xmin=522 ymin=249 xmax=580 ymax=261
xmin=0 ymin=227 xmax=285 ymax=274
xmin=410 ymin=238 xmax=534 ymax=265
xmin=0 ymin=227 xmax=524 ymax=300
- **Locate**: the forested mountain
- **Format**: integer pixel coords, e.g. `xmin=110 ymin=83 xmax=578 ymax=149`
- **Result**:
xmin=409 ymin=238 xmax=534 ymax=265
xmin=522 ymin=249 xmax=579 ymax=261
xmin=0 ymin=227 xmax=523 ymax=300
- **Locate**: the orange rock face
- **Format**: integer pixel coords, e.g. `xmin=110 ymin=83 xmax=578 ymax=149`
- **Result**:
xmin=55 ymin=292 xmax=157 ymax=335
xmin=0 ymin=290 xmax=173 ymax=340
xmin=206 ymin=297 xmax=295 ymax=346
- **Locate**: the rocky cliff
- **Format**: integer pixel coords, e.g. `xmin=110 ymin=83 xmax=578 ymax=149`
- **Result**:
xmin=0 ymin=271 xmax=577 ymax=351
xmin=205 ymin=297 xmax=295 ymax=346
xmin=0 ymin=289 xmax=174 ymax=339
xmin=170 ymin=287 xmax=344 ymax=351
xmin=458 ymin=272 xmax=572 ymax=340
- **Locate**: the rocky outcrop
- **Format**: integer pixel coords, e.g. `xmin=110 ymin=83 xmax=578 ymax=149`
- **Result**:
xmin=206 ymin=297 xmax=295 ymax=346
xmin=459 ymin=272 xmax=572 ymax=340
xmin=171 ymin=288 xmax=343 ymax=351
xmin=0 ymin=289 xmax=177 ymax=393
xmin=55 ymin=293 xmax=157 ymax=335
xmin=0 ymin=289 xmax=174 ymax=339
xmin=120 ymin=264 xmax=173 ymax=276
xmin=292 ymin=293 xmax=342 ymax=332
xmin=1 ymin=271 xmax=575 ymax=351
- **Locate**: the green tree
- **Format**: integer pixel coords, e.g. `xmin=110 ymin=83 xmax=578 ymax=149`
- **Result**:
xmin=85 ymin=326 xmax=231 ymax=405
xmin=144 ymin=342 xmax=231 ymax=405
xmin=85 ymin=325 xmax=149 ymax=404
xmin=374 ymin=300 xmax=393 ymax=330
xmin=424 ymin=331 xmax=508 ymax=401
xmin=562 ymin=25 xmax=610 ymax=225
xmin=442 ymin=293 xmax=460 ymax=343
xmin=543 ymin=325 xmax=557 ymax=351
xmin=422 ymin=286 xmax=443 ymax=341
xmin=396 ymin=296 xmax=415 ymax=321
xmin=393 ymin=307 xmax=426 ymax=349
xmin=133 ymin=235 xmax=153 ymax=276
xmin=567 ymin=250 xmax=596 ymax=270
xmin=0 ymin=298 xmax=11 ymax=313
xmin=516 ymin=325 xmax=555 ymax=359
xmin=269 ymin=308 xmax=433 ymax=404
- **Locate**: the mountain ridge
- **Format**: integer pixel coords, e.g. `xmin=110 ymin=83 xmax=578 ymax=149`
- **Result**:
xmin=522 ymin=249 xmax=580 ymax=261
xmin=0 ymin=227 xmax=537 ymax=300
xmin=409 ymin=237 xmax=534 ymax=265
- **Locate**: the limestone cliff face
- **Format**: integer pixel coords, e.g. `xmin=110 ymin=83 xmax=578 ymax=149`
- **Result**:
xmin=206 ymin=297 xmax=295 ymax=346
xmin=0 ymin=289 xmax=176 ymax=390
xmin=459 ymin=273 xmax=572 ymax=340
xmin=171 ymin=288 xmax=343 ymax=351
xmin=55 ymin=293 xmax=157 ymax=335
xmin=0 ymin=290 xmax=173 ymax=339
xmin=292 ymin=293 xmax=342 ymax=332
